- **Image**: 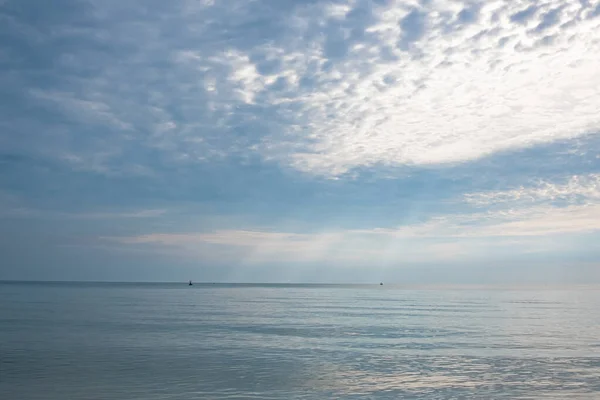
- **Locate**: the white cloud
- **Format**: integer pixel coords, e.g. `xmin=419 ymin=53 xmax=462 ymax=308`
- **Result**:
xmin=253 ymin=0 xmax=600 ymax=176
xmin=465 ymin=173 xmax=600 ymax=206
xmin=381 ymin=203 xmax=600 ymax=238
xmin=15 ymin=0 xmax=600 ymax=177
xmin=106 ymin=203 xmax=600 ymax=264
xmin=213 ymin=49 xmax=266 ymax=104
xmin=114 ymin=230 xmax=361 ymax=263
xmin=106 ymin=170 xmax=600 ymax=263
xmin=383 ymin=172 xmax=600 ymax=238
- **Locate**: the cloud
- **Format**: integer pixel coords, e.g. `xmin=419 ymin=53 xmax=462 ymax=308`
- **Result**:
xmin=69 ymin=209 xmax=167 ymax=219
xmin=0 ymin=197 xmax=167 ymax=220
xmin=110 ymin=230 xmax=370 ymax=264
xmin=465 ymin=173 xmax=600 ymax=206
xmin=4 ymin=0 xmax=599 ymax=178
xmin=29 ymin=89 xmax=132 ymax=130
xmin=106 ymin=204 xmax=600 ymax=265
xmin=384 ymin=204 xmax=600 ymax=238
xmin=105 ymin=204 xmax=600 ymax=264
xmin=4 ymin=0 xmax=600 ymax=282
xmin=104 ymin=170 xmax=600 ymax=264
xmin=108 ymin=227 xmax=479 ymax=265
xmin=382 ymin=172 xmax=600 ymax=238
xmin=271 ymin=0 xmax=600 ymax=176
xmin=0 ymin=190 xmax=36 ymax=218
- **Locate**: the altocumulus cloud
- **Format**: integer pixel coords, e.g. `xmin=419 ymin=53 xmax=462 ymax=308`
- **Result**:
xmin=4 ymin=0 xmax=599 ymax=177
xmin=1 ymin=0 xmax=600 ymax=281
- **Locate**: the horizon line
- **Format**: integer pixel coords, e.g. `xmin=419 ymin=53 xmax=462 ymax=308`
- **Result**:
xmin=1 ymin=280 xmax=598 ymax=289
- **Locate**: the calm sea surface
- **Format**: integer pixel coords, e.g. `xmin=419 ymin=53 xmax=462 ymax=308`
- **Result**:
xmin=1 ymin=282 xmax=600 ymax=399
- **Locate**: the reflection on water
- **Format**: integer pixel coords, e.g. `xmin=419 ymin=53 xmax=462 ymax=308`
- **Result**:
xmin=1 ymin=283 xmax=599 ymax=399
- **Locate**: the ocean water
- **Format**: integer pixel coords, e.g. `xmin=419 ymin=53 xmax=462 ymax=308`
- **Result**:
xmin=1 ymin=283 xmax=600 ymax=399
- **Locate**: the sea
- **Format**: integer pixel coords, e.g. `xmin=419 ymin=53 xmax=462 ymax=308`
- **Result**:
xmin=1 ymin=282 xmax=599 ymax=399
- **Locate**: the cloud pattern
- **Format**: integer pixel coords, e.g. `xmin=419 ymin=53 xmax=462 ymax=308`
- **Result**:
xmin=1 ymin=0 xmax=600 ymax=280
xmin=2 ymin=0 xmax=599 ymax=177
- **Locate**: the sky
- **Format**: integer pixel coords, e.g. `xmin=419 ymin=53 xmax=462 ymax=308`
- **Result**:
xmin=1 ymin=0 xmax=599 ymax=283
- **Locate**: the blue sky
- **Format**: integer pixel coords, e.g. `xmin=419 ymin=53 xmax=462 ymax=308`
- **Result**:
xmin=1 ymin=0 xmax=599 ymax=283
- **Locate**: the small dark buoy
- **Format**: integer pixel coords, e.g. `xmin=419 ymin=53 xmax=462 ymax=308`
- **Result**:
xmin=380 ymin=282 xmax=383 ymax=286
xmin=189 ymin=280 xmax=193 ymax=286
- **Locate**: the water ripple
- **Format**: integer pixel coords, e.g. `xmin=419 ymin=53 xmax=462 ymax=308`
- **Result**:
xmin=1 ymin=283 xmax=599 ymax=399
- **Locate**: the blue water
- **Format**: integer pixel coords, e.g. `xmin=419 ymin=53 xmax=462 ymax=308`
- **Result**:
xmin=1 ymin=282 xmax=600 ymax=399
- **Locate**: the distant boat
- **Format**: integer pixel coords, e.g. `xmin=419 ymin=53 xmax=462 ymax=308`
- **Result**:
xmin=380 ymin=282 xmax=383 ymax=286
xmin=189 ymin=280 xmax=193 ymax=286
